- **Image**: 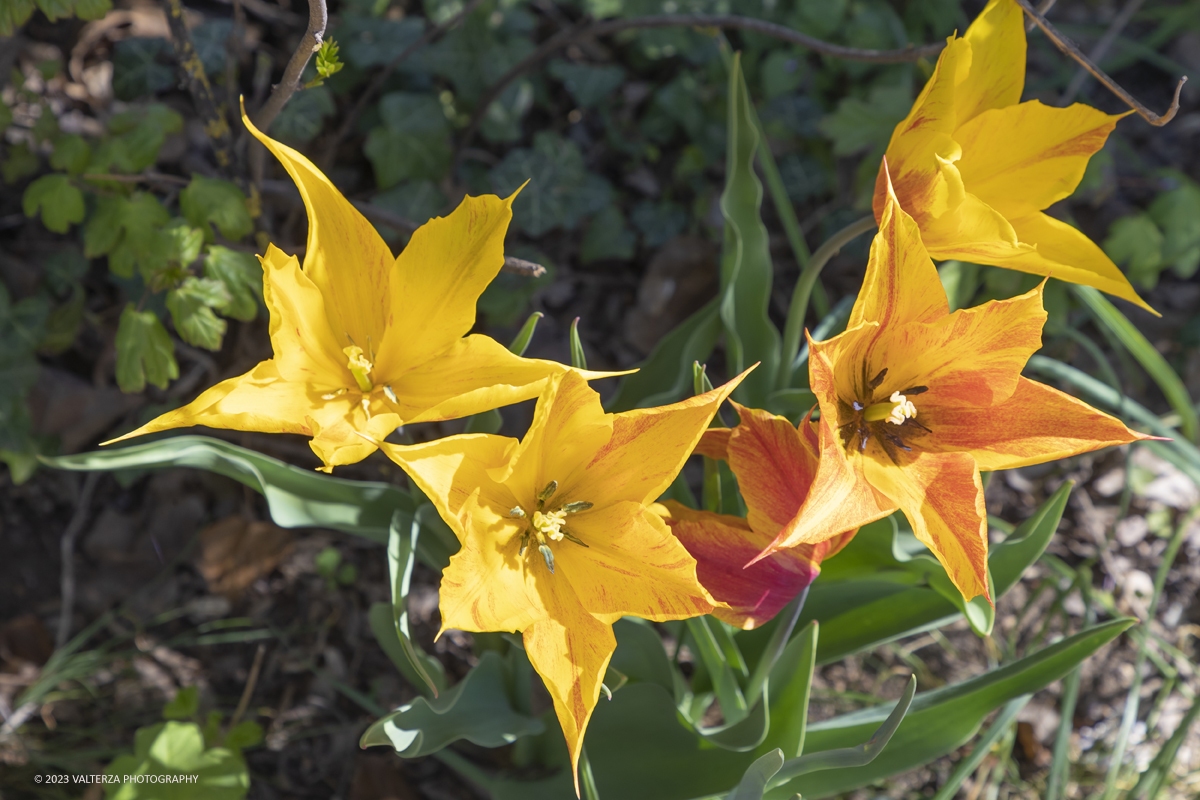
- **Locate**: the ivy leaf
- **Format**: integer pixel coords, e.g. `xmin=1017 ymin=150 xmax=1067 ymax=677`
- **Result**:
xmin=115 ymin=305 xmax=179 ymax=393
xmin=548 ymin=60 xmax=626 ymax=108
xmin=631 ymin=200 xmax=687 ymax=249
xmin=1148 ymin=176 xmax=1200 ymax=280
xmin=333 ymin=14 xmax=424 ymax=69
xmin=50 ymin=132 xmax=92 ymax=174
xmin=488 ymin=132 xmax=611 ymax=237
xmin=581 ymin=204 xmax=636 ymax=264
xmin=84 ymin=193 xmax=173 ymax=278
xmin=372 ymin=181 xmax=448 ymax=232
xmin=1103 ymin=213 xmax=1165 ymax=289
xmin=180 ymin=176 xmax=253 ymax=243
xmin=364 ymin=92 xmax=452 ymax=189
xmin=271 ymin=85 xmax=334 ymax=144
xmin=22 ymin=174 xmax=85 ymax=234
xmin=97 ymin=104 xmax=184 ymax=173
xmin=111 ymin=38 xmax=175 ymax=101
xmin=818 ymin=84 xmax=912 ymax=156
xmin=191 ymin=19 xmax=234 ymax=76
xmin=166 ymin=277 xmax=230 ymax=351
xmin=203 ymin=246 xmax=262 ymax=321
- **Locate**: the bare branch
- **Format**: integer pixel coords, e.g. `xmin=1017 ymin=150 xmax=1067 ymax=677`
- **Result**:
xmin=253 ymin=0 xmax=328 ymax=134
xmin=1060 ymin=0 xmax=1145 ymax=105
xmin=1015 ymin=0 xmax=1186 ymax=126
xmin=458 ymin=13 xmax=946 ymax=157
xmin=320 ymin=0 xmax=485 ymax=169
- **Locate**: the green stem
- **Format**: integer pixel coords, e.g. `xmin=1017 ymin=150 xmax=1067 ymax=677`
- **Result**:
xmin=777 ymin=214 xmax=877 ymax=390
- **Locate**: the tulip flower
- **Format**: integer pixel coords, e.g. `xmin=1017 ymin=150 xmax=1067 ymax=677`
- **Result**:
xmin=877 ymin=0 xmax=1154 ymax=313
xmin=371 ymin=368 xmax=749 ymax=793
xmin=106 ymin=112 xmax=613 ymax=470
xmin=758 ymin=170 xmax=1151 ymax=602
xmin=659 ymin=403 xmax=854 ymax=630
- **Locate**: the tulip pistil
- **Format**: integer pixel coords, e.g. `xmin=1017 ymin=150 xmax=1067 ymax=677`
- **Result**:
xmin=511 ymin=481 xmax=594 ymax=574
xmin=864 ymin=391 xmax=918 ymax=425
xmin=344 ymin=346 xmax=374 ymax=393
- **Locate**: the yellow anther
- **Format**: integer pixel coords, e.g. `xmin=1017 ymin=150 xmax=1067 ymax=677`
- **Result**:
xmin=343 ymin=345 xmax=374 ymax=392
xmin=864 ymin=391 xmax=918 ymax=425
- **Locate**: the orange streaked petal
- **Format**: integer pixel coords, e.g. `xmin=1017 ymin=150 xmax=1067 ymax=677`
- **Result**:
xmin=375 ymin=193 xmax=516 ymax=378
xmin=259 ymin=244 xmax=349 ymax=386
xmin=863 ymin=449 xmax=990 ymax=603
xmin=556 ymin=503 xmax=715 ymax=625
xmin=694 ymin=427 xmax=732 ymax=461
xmin=727 ymin=402 xmax=819 ymax=538
xmin=924 ymin=376 xmax=1152 ymax=470
xmin=582 ymin=368 xmax=751 ymax=508
xmin=523 ymin=608 xmax=615 ymax=798
xmin=243 ymin=109 xmax=394 ymax=352
xmin=956 ymin=0 xmax=1026 ymax=122
xmin=955 ymin=100 xmax=1125 ymax=220
xmin=662 ymin=501 xmax=833 ymax=630
xmin=853 ymin=174 xmax=948 ymax=332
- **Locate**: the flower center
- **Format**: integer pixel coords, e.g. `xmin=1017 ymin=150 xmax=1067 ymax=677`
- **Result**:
xmin=838 ymin=367 xmax=930 ymax=458
xmin=344 ymin=345 xmax=374 ymax=393
xmin=863 ymin=391 xmax=918 ymax=425
xmin=510 ymin=480 xmax=593 ymax=574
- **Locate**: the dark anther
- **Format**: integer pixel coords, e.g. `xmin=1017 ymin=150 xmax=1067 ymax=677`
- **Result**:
xmin=852 ymin=400 xmax=865 ymax=411
xmin=868 ymin=368 xmax=889 ymax=390
xmin=881 ymin=429 xmax=912 ymax=452
xmin=901 ymin=385 xmax=929 ymax=395
xmin=906 ymin=418 xmax=933 ymax=434
xmin=858 ymin=426 xmax=870 ymax=451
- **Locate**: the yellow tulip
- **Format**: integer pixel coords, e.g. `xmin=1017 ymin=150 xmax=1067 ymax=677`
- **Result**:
xmin=372 ymin=368 xmax=749 ymax=794
xmin=757 ymin=170 xmax=1151 ymax=602
xmin=107 ymin=112 xmax=614 ymax=470
xmin=877 ymin=0 xmax=1155 ymax=314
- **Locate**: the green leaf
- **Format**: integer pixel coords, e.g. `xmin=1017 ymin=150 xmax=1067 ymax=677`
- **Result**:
xmin=22 ymin=174 xmax=84 ymax=233
xmin=785 ymin=620 xmax=1133 ymax=797
xmin=114 ymin=305 xmax=178 ymax=392
xmin=270 ymin=85 xmax=335 ymax=144
xmin=760 ymin=49 xmax=807 ymax=100
xmin=1148 ymin=174 xmax=1200 ymax=279
xmin=0 ymin=98 xmax=11 ymax=131
xmin=1074 ymin=285 xmax=1198 ymax=442
xmin=163 ymin=221 xmax=205 ymax=266
xmin=508 ymin=311 xmax=543 ymax=357
xmin=548 ymin=60 xmax=626 ymax=108
xmin=166 ymin=276 xmax=230 ymax=350
xmin=631 ymin=200 xmax=687 ymax=249
xmin=817 ymin=84 xmax=911 ymax=156
xmin=384 ymin=507 xmax=446 ymax=696
xmin=580 ymin=204 xmax=636 ymax=264
xmin=726 ymin=750 xmax=784 ymax=800
xmin=489 ymin=132 xmax=612 ymax=237
xmin=608 ymin=299 xmax=721 ymax=411
xmin=180 ymin=176 xmax=253 ymax=243
xmin=35 ymin=0 xmax=71 ymax=22
xmin=101 ymin=104 xmax=184 ymax=172
xmin=45 ymin=436 xmax=450 ymax=562
xmin=163 ymin=686 xmax=200 ymax=720
xmin=105 ymin=720 xmax=249 ymax=799
xmin=111 ymin=38 xmax=175 ymax=101
xmin=719 ymin=55 xmax=781 ymax=407
xmin=372 ymin=180 xmax=448 ymax=231
xmin=569 ymin=317 xmax=588 ymax=371
xmin=930 ymin=696 xmax=1029 ymax=800
xmin=757 ymin=620 xmax=817 ymax=759
xmin=1 ymin=142 xmax=40 ymax=183
xmin=73 ymin=0 xmax=110 ymax=19
xmin=203 ymin=246 xmax=262 ymax=321
xmin=50 ymin=132 xmax=92 ymax=174
xmin=360 ymin=651 xmax=543 ymax=756
xmin=364 ymin=92 xmax=453 ymax=189
xmin=481 ymin=80 xmax=534 ymax=144
xmin=0 ymin=0 xmax=36 ymax=36
xmin=84 ymin=193 xmax=172 ymax=278
xmin=333 ymin=14 xmax=424 ymax=69
xmin=222 ymin=721 xmax=263 ymax=751
xmin=1102 ymin=213 xmax=1165 ymax=288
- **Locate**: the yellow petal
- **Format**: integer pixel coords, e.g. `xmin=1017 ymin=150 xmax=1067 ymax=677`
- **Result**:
xmin=885 ymin=37 xmax=971 ymax=170
xmin=555 ymin=503 xmax=715 ymax=625
xmin=1005 ymin=212 xmax=1156 ymax=314
xmin=243 ymin=108 xmax=394 ymax=354
xmin=375 ymin=194 xmax=515 ymax=377
xmin=852 ymin=175 xmax=949 ymax=332
xmin=727 ymin=403 xmax=819 ymax=538
xmin=957 ymin=0 xmax=1026 ymax=122
xmin=522 ymin=606 xmax=615 ymax=797
xmin=386 ymin=335 xmax=619 ymax=427
xmin=306 ymin=407 xmax=402 ymax=471
xmin=259 ymin=244 xmax=349 ymax=386
xmin=581 ymin=367 xmax=751 ymax=508
xmin=921 ymin=189 xmax=1024 ymax=259
xmin=923 ymin=376 xmax=1153 ymax=470
xmin=862 ymin=449 xmax=990 ymax=603
xmin=955 ymin=100 xmax=1125 ymax=220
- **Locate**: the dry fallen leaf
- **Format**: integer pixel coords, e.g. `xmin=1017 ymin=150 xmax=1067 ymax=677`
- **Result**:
xmin=197 ymin=516 xmax=293 ymax=600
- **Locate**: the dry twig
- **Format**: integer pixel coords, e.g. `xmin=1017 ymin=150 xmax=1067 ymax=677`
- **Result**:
xmin=1015 ymin=0 xmax=1186 ymax=126
xmin=1060 ymin=0 xmax=1145 ymax=105
xmin=160 ymin=0 xmax=236 ymax=174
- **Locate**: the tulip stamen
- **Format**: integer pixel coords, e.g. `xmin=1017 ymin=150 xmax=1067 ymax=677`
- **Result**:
xmin=514 ymin=485 xmax=593 ymax=573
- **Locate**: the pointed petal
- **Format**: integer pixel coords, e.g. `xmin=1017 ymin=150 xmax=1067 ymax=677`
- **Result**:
xmin=1005 ymin=212 xmax=1154 ymax=314
xmin=758 ymin=347 xmax=894 ymax=558
xmin=260 ymin=244 xmax=350 ymax=386
xmin=955 ymin=100 xmax=1125 ymax=219
xmin=957 ymin=0 xmax=1026 ymax=122
xmin=555 ymin=503 xmax=715 ymax=624
xmin=376 ymin=194 xmax=515 ymax=377
xmin=727 ymin=403 xmax=819 ymax=538
xmin=852 ymin=174 xmax=948 ymax=331
xmin=863 ymin=449 xmax=990 ymax=602
xmin=582 ymin=368 xmax=750 ymax=508
xmin=243 ymin=110 xmax=393 ymax=352
xmin=307 ymin=406 xmax=402 ymax=471
xmin=662 ymin=501 xmax=841 ymax=630
xmin=386 ymin=335 xmax=615 ymax=427
xmin=694 ymin=427 xmax=732 ymax=460
xmin=920 ymin=187 xmax=1027 ymax=259
xmin=523 ymin=608 xmax=615 ymax=797
xmin=924 ymin=376 xmax=1152 ymax=470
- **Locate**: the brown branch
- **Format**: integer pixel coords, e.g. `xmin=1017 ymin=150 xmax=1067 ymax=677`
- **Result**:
xmin=1025 ymin=0 xmax=1057 ymax=33
xmin=1060 ymin=0 xmax=1145 ymax=105
xmin=458 ymin=13 xmax=947 ymax=156
xmin=160 ymin=0 xmax=236 ymax=175
xmin=320 ymin=0 xmax=485 ymax=170
xmin=1014 ymin=0 xmax=1186 ymax=126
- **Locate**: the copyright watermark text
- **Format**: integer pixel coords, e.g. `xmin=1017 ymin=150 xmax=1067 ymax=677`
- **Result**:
xmin=34 ymin=774 xmax=201 ymax=785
